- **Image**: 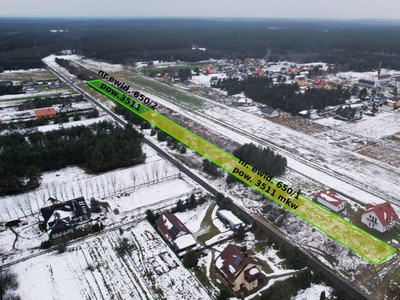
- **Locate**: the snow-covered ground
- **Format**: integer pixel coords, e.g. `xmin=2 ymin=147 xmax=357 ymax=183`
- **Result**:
xmin=314 ymin=111 xmax=400 ymax=139
xmin=292 ymin=283 xmax=333 ymax=300
xmin=0 ymin=89 xmax=73 ymax=101
xmin=123 ymin=77 xmax=400 ymax=213
xmin=190 ymin=73 xmax=227 ymax=87
xmin=174 ymin=201 xmax=209 ymax=233
xmin=10 ymin=221 xmax=212 ymax=300
xmin=0 ymin=143 xmax=194 ymax=222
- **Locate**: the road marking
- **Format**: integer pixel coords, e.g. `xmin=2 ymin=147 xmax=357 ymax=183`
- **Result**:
xmin=88 ymin=79 xmax=396 ymax=265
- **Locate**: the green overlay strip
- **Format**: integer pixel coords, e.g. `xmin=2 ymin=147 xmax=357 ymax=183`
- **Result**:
xmin=88 ymin=79 xmax=396 ymax=265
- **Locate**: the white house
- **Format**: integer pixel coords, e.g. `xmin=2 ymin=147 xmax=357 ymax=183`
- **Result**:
xmin=317 ymin=190 xmax=347 ymax=212
xmin=361 ymin=202 xmax=398 ymax=233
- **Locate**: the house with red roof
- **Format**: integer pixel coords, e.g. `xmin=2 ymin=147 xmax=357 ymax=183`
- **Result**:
xmin=214 ymin=244 xmax=262 ymax=292
xmin=34 ymin=107 xmax=57 ymax=118
xmin=317 ymin=190 xmax=347 ymax=212
xmin=313 ymin=79 xmax=325 ymax=89
xmin=288 ymin=67 xmax=299 ymax=74
xmin=155 ymin=213 xmax=197 ymax=252
xmin=361 ymin=202 xmax=398 ymax=233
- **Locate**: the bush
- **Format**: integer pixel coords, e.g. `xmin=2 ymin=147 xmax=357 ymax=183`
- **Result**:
xmin=183 ymin=249 xmax=198 ymax=268
xmin=57 ymin=242 xmax=67 ymax=254
xmin=113 ymin=208 xmax=120 ymax=215
xmin=90 ymin=198 xmax=101 ymax=213
xmin=73 ymin=114 xmax=81 ymax=121
xmin=40 ymin=240 xmax=51 ymax=249
xmin=1 ymin=269 xmax=20 ymax=299
xmin=202 ymin=159 xmax=221 ymax=177
xmin=146 ymin=209 xmax=159 ymax=224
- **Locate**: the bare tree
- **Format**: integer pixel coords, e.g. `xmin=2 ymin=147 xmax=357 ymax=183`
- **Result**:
xmin=105 ymin=176 xmax=111 ymax=195
xmin=71 ymin=185 xmax=76 ymax=199
xmin=77 ymin=181 xmax=84 ymax=197
xmin=110 ymin=174 xmax=117 ymax=194
xmin=144 ymin=166 xmax=151 ymax=185
xmin=163 ymin=162 xmax=169 ymax=179
xmin=152 ymin=163 xmax=160 ymax=183
xmin=89 ymin=179 xmax=95 ymax=198
xmin=38 ymin=189 xmax=47 ymax=205
xmin=95 ymin=178 xmax=100 ymax=198
xmin=50 ymin=181 xmax=58 ymax=199
xmin=32 ymin=191 xmax=41 ymax=211
xmin=23 ymin=194 xmax=34 ymax=216
xmin=13 ymin=197 xmax=28 ymax=218
xmin=1 ymin=201 xmax=13 ymax=219
xmin=100 ymin=178 xmax=107 ymax=198
xmin=62 ymin=184 xmax=69 ymax=200
xmin=84 ymin=180 xmax=89 ymax=200
xmin=59 ymin=183 xmax=66 ymax=201
xmin=130 ymin=170 xmax=138 ymax=189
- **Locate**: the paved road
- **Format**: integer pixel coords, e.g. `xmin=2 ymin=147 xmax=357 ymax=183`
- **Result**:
xmin=46 ymin=65 xmax=369 ymax=300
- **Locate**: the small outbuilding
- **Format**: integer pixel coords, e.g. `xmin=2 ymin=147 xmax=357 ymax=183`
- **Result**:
xmin=317 ymin=190 xmax=347 ymax=212
xmin=217 ymin=210 xmax=245 ymax=230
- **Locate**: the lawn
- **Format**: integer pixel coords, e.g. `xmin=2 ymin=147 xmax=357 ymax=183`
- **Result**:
xmin=124 ymin=76 xmax=205 ymax=109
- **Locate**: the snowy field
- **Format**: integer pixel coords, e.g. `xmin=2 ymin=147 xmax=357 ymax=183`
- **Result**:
xmin=190 ymin=73 xmax=227 ymax=87
xmin=0 ymin=89 xmax=73 ymax=101
xmin=10 ymin=221 xmax=212 ymax=300
xmin=314 ymin=111 xmax=400 ymax=139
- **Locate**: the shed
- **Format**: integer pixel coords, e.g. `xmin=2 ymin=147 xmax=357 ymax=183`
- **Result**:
xmin=217 ymin=210 xmax=245 ymax=230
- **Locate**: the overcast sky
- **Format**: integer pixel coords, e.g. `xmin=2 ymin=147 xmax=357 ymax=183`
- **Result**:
xmin=0 ymin=0 xmax=399 ymax=19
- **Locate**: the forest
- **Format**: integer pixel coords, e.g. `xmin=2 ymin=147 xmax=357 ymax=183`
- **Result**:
xmin=0 ymin=121 xmax=145 ymax=196
xmin=214 ymin=77 xmax=350 ymax=114
xmin=226 ymin=143 xmax=287 ymax=184
xmin=1 ymin=19 xmax=400 ymax=71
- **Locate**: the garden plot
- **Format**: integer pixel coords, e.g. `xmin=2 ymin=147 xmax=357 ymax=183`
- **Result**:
xmin=0 ymin=68 xmax=56 ymax=81
xmin=128 ymin=221 xmax=213 ymax=300
xmin=11 ymin=231 xmax=154 ymax=300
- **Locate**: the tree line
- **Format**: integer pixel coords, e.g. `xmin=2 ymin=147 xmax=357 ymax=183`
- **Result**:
xmin=2 ymin=19 xmax=400 ymax=71
xmin=0 ymin=121 xmax=146 ymax=196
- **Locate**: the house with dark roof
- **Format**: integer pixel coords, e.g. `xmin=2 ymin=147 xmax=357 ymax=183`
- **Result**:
xmin=215 ymin=244 xmax=263 ymax=292
xmin=361 ymin=202 xmax=398 ymax=233
xmin=155 ymin=213 xmax=196 ymax=252
xmin=261 ymin=106 xmax=279 ymax=118
xmin=39 ymin=197 xmax=91 ymax=239
xmin=317 ymin=190 xmax=347 ymax=212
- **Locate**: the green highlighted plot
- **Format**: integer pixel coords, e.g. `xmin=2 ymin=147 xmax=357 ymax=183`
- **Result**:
xmin=88 ymin=79 xmax=396 ymax=265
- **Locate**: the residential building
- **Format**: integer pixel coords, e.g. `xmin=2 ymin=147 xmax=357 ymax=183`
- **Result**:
xmin=358 ymin=79 xmax=380 ymax=88
xmin=48 ymin=81 xmax=60 ymax=88
xmin=317 ymin=190 xmax=347 ymax=212
xmin=261 ymin=106 xmax=279 ymax=118
xmin=217 ymin=210 xmax=245 ymax=230
xmin=361 ymin=202 xmax=398 ymax=233
xmin=0 ymin=80 xmax=12 ymax=86
xmin=377 ymin=74 xmax=392 ymax=84
xmin=294 ymin=76 xmax=306 ymax=86
xmin=215 ymin=244 xmax=263 ymax=292
xmin=39 ymin=197 xmax=91 ymax=239
xmin=34 ymin=107 xmax=57 ymax=118
xmin=231 ymin=96 xmax=253 ymax=106
xmin=155 ymin=213 xmax=196 ymax=252
xmin=25 ymin=87 xmax=39 ymax=93
xmin=313 ymin=79 xmax=325 ymax=89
